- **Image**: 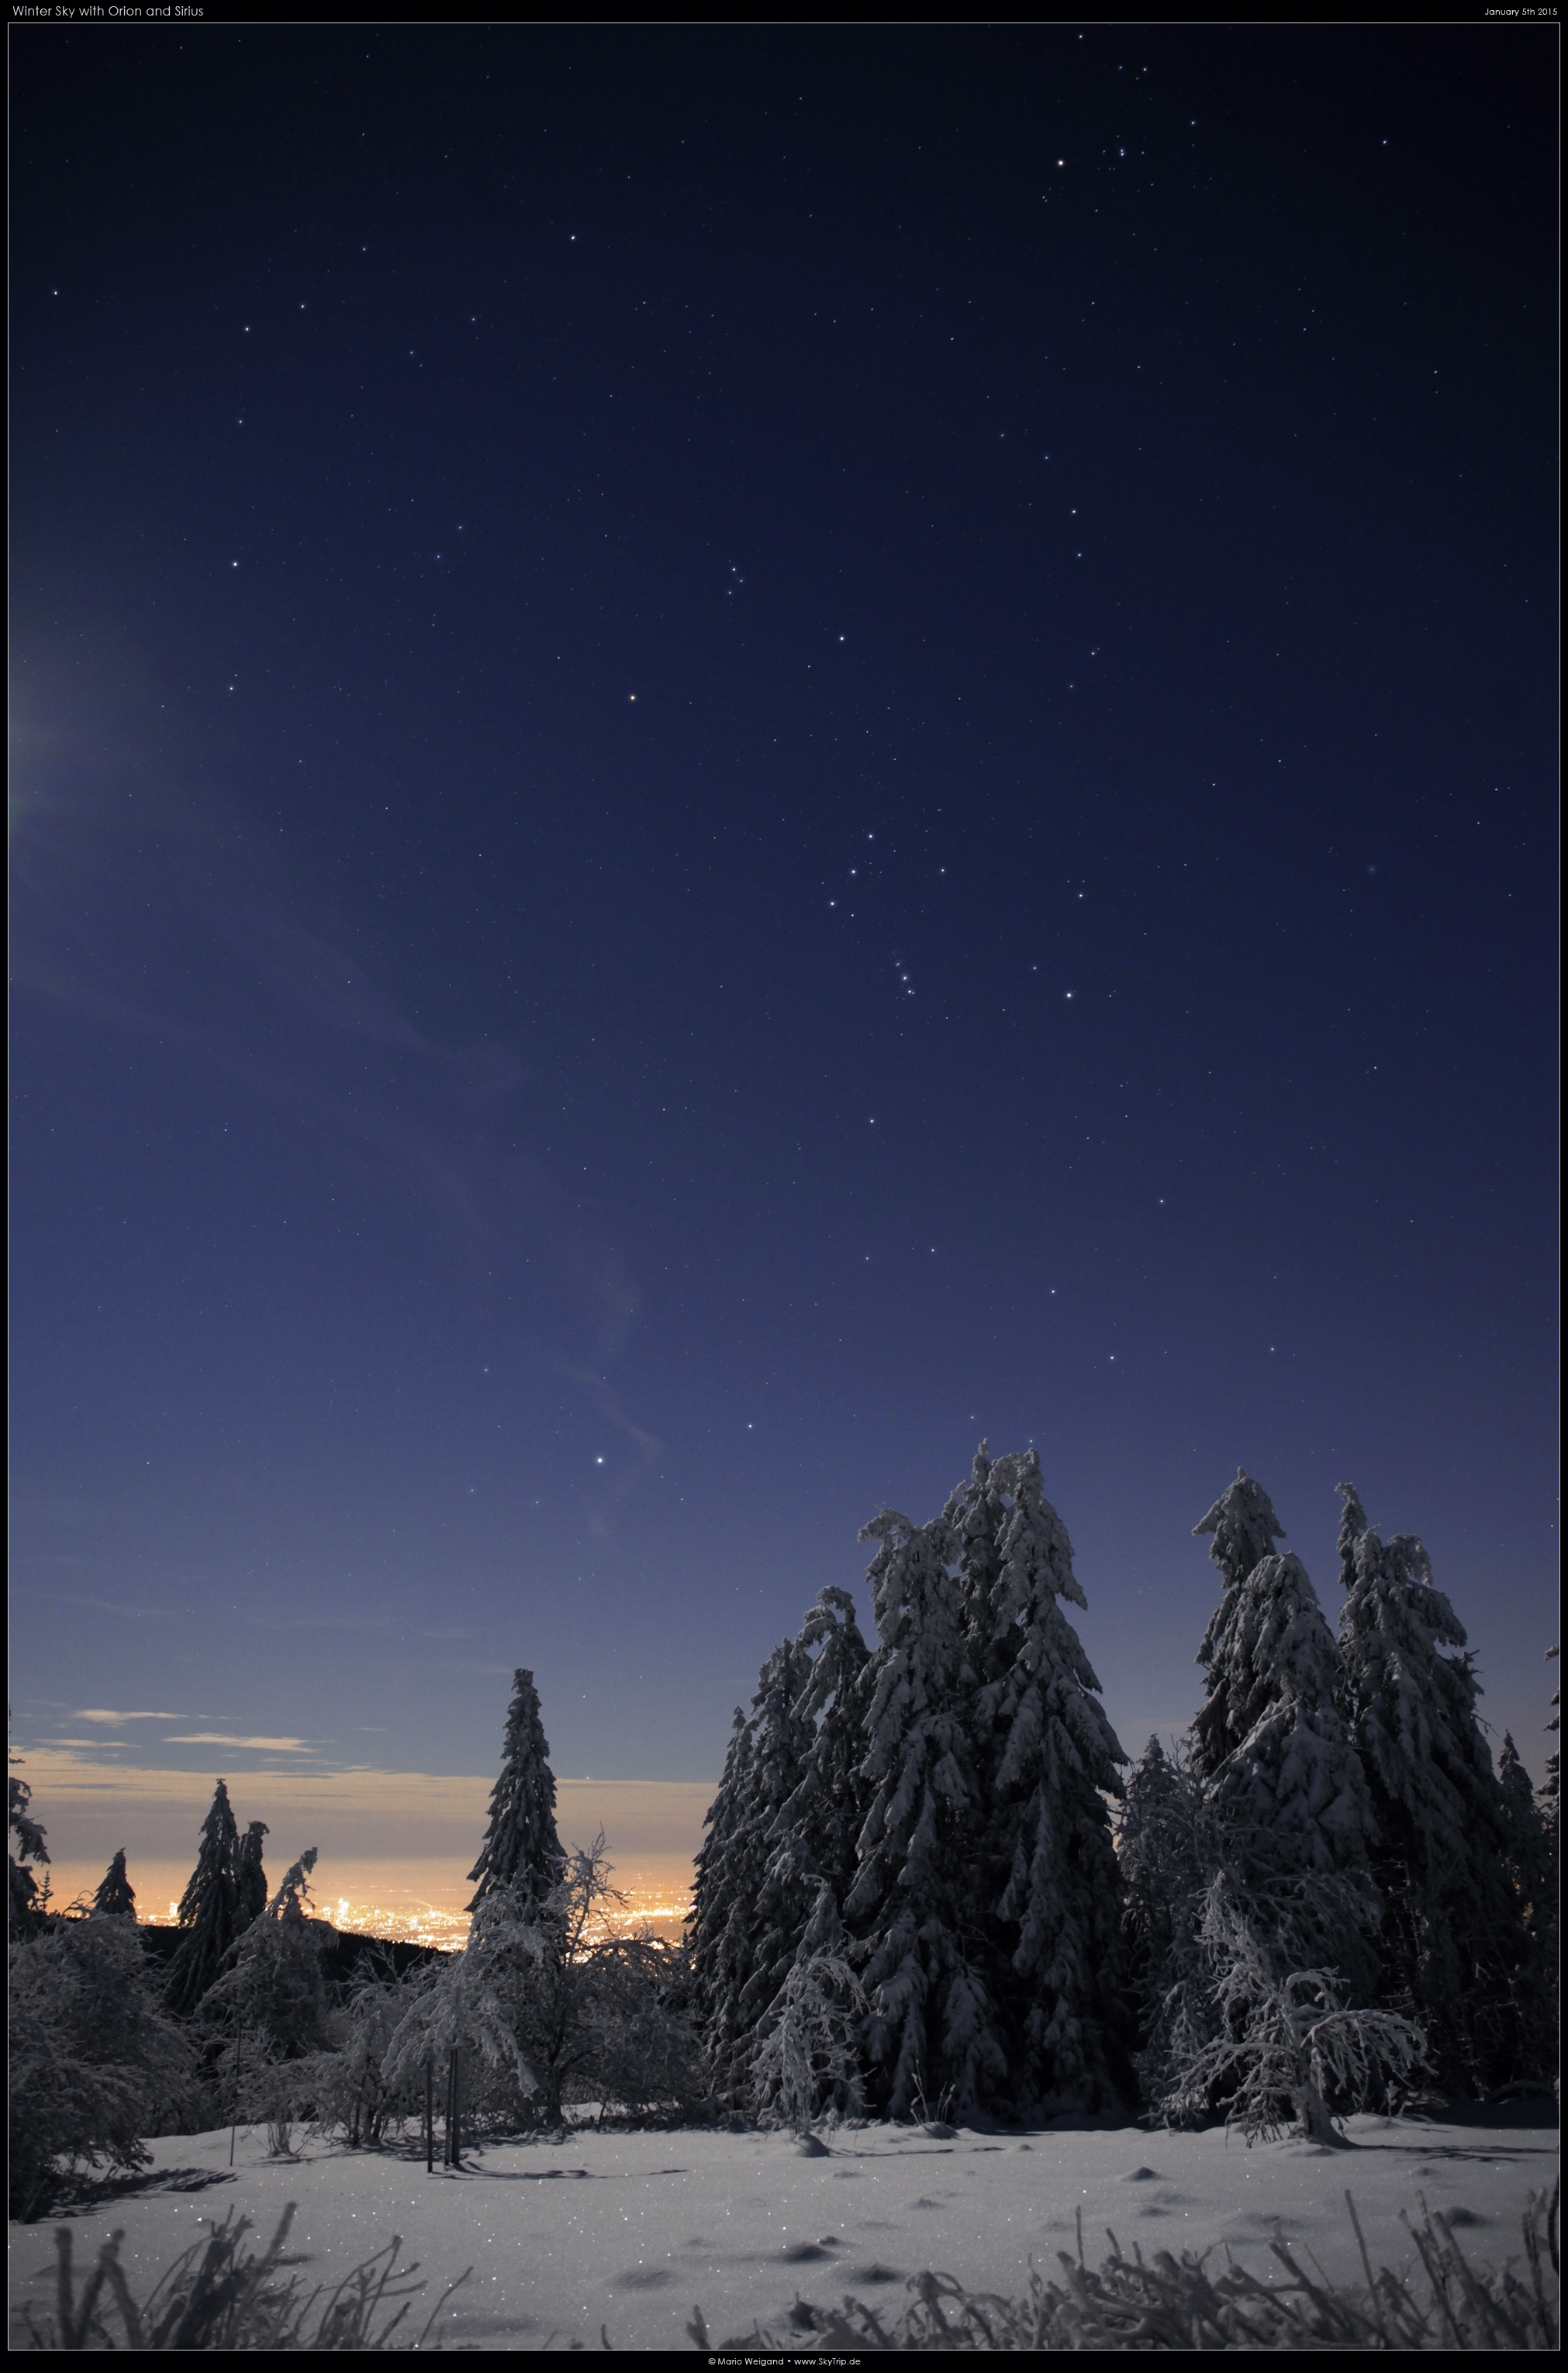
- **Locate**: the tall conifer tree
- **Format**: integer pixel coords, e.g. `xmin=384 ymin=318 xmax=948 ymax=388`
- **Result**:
xmin=689 ymin=1639 xmax=813 ymax=2099
xmin=467 ymin=1669 xmax=566 ymax=1917
xmin=1335 ymin=1484 xmax=1526 ymax=2089
xmin=1497 ymin=1733 xmax=1556 ymax=2078
xmin=1186 ymin=1473 xmax=1379 ymax=2015
xmin=765 ymin=1588 xmax=871 ymax=1941
xmin=1193 ymin=1475 xmax=1376 ymax=1881
xmin=165 ymin=1780 xmax=242 ymax=2015
xmin=965 ymin=1448 xmax=1129 ymax=2106
xmin=845 ymin=1496 xmax=995 ymax=2116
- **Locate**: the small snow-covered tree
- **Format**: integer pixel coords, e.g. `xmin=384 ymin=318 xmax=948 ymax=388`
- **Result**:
xmin=1159 ymin=1874 xmax=1428 ymax=2145
xmin=1128 ymin=1756 xmax=1417 ymax=2134
xmin=497 ymin=1832 xmax=623 ymax=2126
xmin=297 ymin=1952 xmax=428 ymax=2148
xmin=1130 ymin=1477 xmax=1380 ymax=2125
xmin=202 ymin=1849 xmax=333 ymax=2077
xmin=1335 ymin=1484 xmax=1525 ymax=2091
xmin=9 ymin=1912 xmax=195 ymax=2217
xmin=586 ymin=1927 xmax=706 ymax=2126
xmin=381 ymin=1888 xmax=544 ymax=2158
xmin=385 ymin=1830 xmax=696 ymax=2138
xmin=9 ymin=1752 xmax=51 ymax=1937
xmin=467 ymin=1668 xmax=566 ymax=1918
xmin=235 ymin=1821 xmax=269 ymax=1933
xmin=164 ymin=1781 xmax=242 ymax=2016
xmin=689 ymin=1639 xmax=813 ymax=2101
xmin=750 ymin=1880 xmax=866 ymax=2132
xmin=92 ymin=1850 xmax=136 ymax=1920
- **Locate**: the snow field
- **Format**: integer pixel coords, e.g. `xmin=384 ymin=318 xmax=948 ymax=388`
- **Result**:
xmin=8 ymin=2110 xmax=1557 ymax=2351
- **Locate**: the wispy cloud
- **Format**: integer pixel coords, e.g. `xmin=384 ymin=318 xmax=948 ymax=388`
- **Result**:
xmin=10 ymin=658 xmax=644 ymax=1366
xmin=163 ymin=1733 xmax=315 ymax=1752
xmin=240 ymin=1611 xmax=395 ymax=1635
xmin=564 ymin=1367 xmax=665 ymax=1539
xmin=74 ymin=1709 xmax=181 ymax=1724
xmin=21 ymin=1594 xmax=181 ymax=1622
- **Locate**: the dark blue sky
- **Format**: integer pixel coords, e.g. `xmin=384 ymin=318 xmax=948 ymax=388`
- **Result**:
xmin=11 ymin=25 xmax=1556 ymax=1797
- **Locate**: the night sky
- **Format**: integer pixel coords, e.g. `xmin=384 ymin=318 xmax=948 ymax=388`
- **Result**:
xmin=11 ymin=26 xmax=1557 ymax=1826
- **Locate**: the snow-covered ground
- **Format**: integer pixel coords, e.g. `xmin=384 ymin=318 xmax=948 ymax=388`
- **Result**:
xmin=9 ymin=2107 xmax=1557 ymax=2351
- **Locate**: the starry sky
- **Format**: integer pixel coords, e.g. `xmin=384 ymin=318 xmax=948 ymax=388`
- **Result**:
xmin=10 ymin=26 xmax=1557 ymax=1829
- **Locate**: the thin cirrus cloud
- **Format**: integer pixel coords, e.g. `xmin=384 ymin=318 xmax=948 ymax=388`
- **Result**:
xmin=10 ymin=679 xmax=643 ymax=1364
xmin=73 ymin=1708 xmax=181 ymax=1723
xmin=163 ymin=1732 xmax=314 ymax=1752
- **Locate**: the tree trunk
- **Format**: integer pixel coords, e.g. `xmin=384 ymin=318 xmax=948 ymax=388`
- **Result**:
xmin=444 ymin=2047 xmax=461 ymax=2166
xmin=1293 ymin=2079 xmax=1353 ymax=2147
xmin=425 ymin=2058 xmax=433 ymax=2173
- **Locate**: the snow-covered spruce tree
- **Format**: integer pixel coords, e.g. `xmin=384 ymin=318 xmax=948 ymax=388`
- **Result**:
xmin=92 ymin=1850 xmax=136 ymax=1919
xmin=1498 ymin=1733 xmax=1549 ymax=1922
xmin=9 ymin=1911 xmax=195 ymax=2217
xmin=727 ymin=1591 xmax=874 ymax=2108
xmin=844 ymin=1489 xmax=1001 ymax=2119
xmin=1124 ymin=1758 xmax=1426 ymax=2141
xmin=961 ymin=1447 xmax=1130 ymax=2109
xmin=1135 ymin=1474 xmax=1383 ymax=2135
xmin=689 ymin=1638 xmax=813 ymax=2102
xmin=1190 ymin=1471 xmax=1291 ymax=1778
xmin=467 ymin=1668 xmax=567 ymax=1918
xmin=9 ymin=1753 xmax=51 ymax=1937
xmin=1497 ymin=1733 xmax=1556 ymax=2081
xmin=1335 ymin=1484 xmax=1530 ymax=2093
xmin=203 ymin=1849 xmax=333 ymax=2068
xmin=750 ymin=1880 xmax=867 ymax=2130
xmin=1190 ymin=1473 xmax=1379 ymax=1980
xmin=1119 ymin=1736 xmax=1210 ymax=2090
xmin=1539 ymin=1649 xmax=1559 ymax=2069
xmin=765 ymin=1587 xmax=871 ymax=1947
xmin=235 ymin=1821 xmax=269 ymax=1933
xmin=164 ymin=1780 xmax=243 ymax=2016
xmin=689 ymin=1706 xmax=751 ymax=2056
